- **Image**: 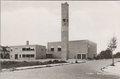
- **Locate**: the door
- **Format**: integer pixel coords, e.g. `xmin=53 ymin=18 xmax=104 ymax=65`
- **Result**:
xmin=82 ymin=54 xmax=86 ymax=59
xmin=15 ymin=54 xmax=18 ymax=59
xmin=77 ymin=54 xmax=81 ymax=59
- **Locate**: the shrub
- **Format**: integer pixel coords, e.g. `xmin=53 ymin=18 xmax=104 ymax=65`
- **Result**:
xmin=75 ymin=60 xmax=78 ymax=63
xmin=48 ymin=60 xmax=52 ymax=64
xmin=1 ymin=60 xmax=67 ymax=69
xmin=53 ymin=60 xmax=59 ymax=63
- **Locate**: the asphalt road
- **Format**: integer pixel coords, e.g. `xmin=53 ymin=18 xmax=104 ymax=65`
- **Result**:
xmin=0 ymin=59 xmax=120 ymax=79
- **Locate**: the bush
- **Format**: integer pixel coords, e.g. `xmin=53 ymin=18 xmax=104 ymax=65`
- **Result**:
xmin=53 ymin=60 xmax=59 ymax=63
xmin=114 ymin=52 xmax=120 ymax=58
xmin=59 ymin=60 xmax=67 ymax=63
xmin=75 ymin=60 xmax=78 ymax=63
xmin=97 ymin=49 xmax=112 ymax=59
xmin=48 ymin=60 xmax=52 ymax=64
xmin=87 ymin=57 xmax=93 ymax=60
xmin=1 ymin=60 xmax=67 ymax=69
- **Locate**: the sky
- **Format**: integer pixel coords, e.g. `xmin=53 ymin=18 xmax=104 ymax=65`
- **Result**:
xmin=1 ymin=1 xmax=120 ymax=53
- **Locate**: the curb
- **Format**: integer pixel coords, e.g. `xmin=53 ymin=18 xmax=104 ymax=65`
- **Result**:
xmin=1 ymin=60 xmax=85 ymax=72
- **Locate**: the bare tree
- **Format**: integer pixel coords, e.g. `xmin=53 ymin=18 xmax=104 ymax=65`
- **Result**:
xmin=108 ymin=36 xmax=117 ymax=66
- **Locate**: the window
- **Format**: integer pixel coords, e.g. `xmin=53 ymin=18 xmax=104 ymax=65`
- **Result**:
xmin=82 ymin=54 xmax=86 ymax=59
xmin=22 ymin=48 xmax=26 ymax=51
xmin=46 ymin=54 xmax=53 ymax=58
xmin=50 ymin=48 xmax=54 ymax=51
xmin=19 ymin=54 xmax=21 ymax=58
xmin=26 ymin=54 xmax=30 ymax=57
xmin=22 ymin=54 xmax=25 ymax=58
xmin=31 ymin=54 xmax=34 ymax=57
xmin=26 ymin=48 xmax=29 ymax=51
xmin=22 ymin=54 xmax=34 ymax=58
xmin=15 ymin=54 xmax=18 ymax=59
xmin=77 ymin=54 xmax=81 ymax=59
xmin=58 ymin=48 xmax=61 ymax=52
xmin=63 ymin=19 xmax=66 ymax=22
xmin=62 ymin=19 xmax=68 ymax=22
xmin=22 ymin=48 xmax=35 ymax=51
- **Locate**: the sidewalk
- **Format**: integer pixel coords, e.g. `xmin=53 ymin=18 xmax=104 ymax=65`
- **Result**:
xmin=102 ymin=61 xmax=120 ymax=76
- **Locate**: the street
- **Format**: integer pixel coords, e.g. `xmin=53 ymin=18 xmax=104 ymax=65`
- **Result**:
xmin=0 ymin=59 xmax=120 ymax=79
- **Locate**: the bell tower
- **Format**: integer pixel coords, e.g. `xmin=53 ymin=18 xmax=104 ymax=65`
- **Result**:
xmin=61 ymin=2 xmax=69 ymax=60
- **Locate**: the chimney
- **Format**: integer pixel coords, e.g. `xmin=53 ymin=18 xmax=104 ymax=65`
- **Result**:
xmin=26 ymin=41 xmax=29 ymax=45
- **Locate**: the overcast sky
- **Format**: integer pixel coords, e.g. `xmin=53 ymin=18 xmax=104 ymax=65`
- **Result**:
xmin=1 ymin=1 xmax=120 ymax=53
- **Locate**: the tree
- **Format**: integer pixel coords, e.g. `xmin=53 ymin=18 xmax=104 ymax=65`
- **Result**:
xmin=2 ymin=47 xmax=7 ymax=58
xmin=107 ymin=36 xmax=117 ymax=66
xmin=1 ymin=46 xmax=10 ymax=59
xmin=97 ymin=49 xmax=112 ymax=59
xmin=114 ymin=52 xmax=120 ymax=58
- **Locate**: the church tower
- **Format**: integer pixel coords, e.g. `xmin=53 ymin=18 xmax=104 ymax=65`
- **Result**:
xmin=61 ymin=2 xmax=69 ymax=60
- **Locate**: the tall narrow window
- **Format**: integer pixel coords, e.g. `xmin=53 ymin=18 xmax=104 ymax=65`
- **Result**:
xmin=15 ymin=54 xmax=18 ymax=59
xmin=19 ymin=54 xmax=21 ymax=58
